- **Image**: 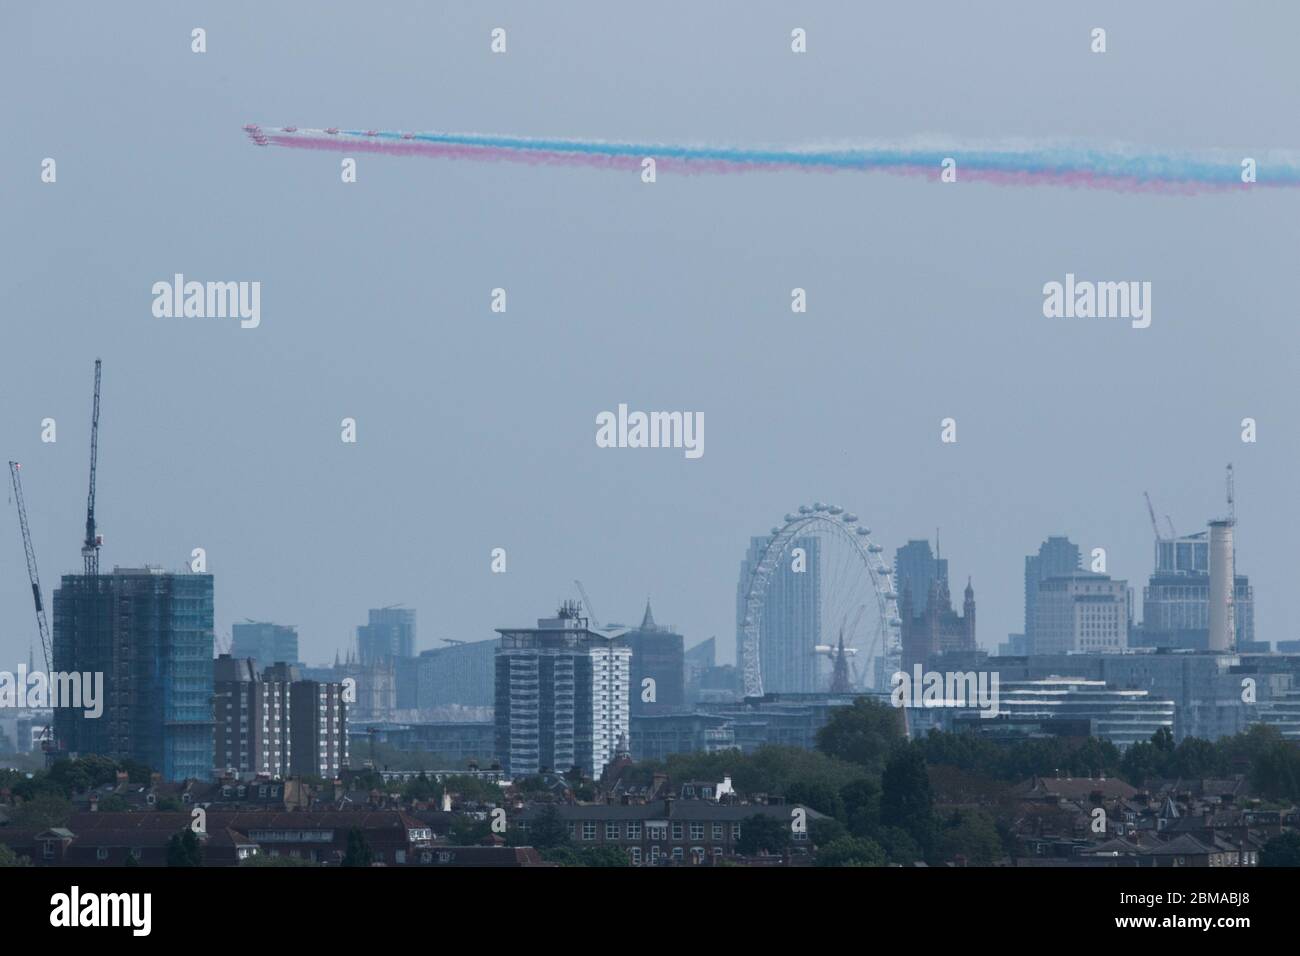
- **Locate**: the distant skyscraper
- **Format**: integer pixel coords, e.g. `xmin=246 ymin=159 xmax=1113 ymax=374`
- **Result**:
xmin=1025 ymin=536 xmax=1081 ymax=651
xmin=230 ymin=621 xmax=299 ymax=670
xmin=1031 ymin=571 xmax=1129 ymax=655
xmin=894 ymin=539 xmax=948 ymax=614
xmin=417 ymin=639 xmax=497 ymax=709
xmin=624 ymin=601 xmax=686 ymax=717
xmin=358 ymin=607 xmax=417 ymax=711
xmin=736 ymin=534 xmax=821 ymax=694
xmin=53 ymin=567 xmax=214 ymax=782
xmin=1138 ymin=525 xmax=1254 ymax=650
xmin=357 ymin=607 xmax=416 ymax=664
xmin=495 ymin=601 xmax=631 ymax=778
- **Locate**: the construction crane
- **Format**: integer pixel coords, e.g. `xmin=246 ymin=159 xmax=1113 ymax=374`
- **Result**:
xmin=1143 ymin=491 xmax=1165 ymax=541
xmin=573 ymin=579 xmax=602 ymax=628
xmin=81 ymin=359 xmax=103 ymax=577
xmin=8 ymin=461 xmax=56 ymax=754
xmin=8 ymin=462 xmax=52 ymax=674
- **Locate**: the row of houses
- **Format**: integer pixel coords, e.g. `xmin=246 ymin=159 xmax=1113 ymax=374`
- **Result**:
xmin=0 ymin=796 xmax=822 ymax=867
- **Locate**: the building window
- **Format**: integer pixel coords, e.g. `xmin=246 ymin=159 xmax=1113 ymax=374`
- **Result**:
xmin=731 ymin=823 xmax=741 ymax=840
xmin=627 ymin=822 xmax=642 ymax=840
xmin=96 ymin=848 xmax=109 ymax=861
xmin=672 ymin=847 xmax=684 ymax=862
xmin=690 ymin=823 xmax=704 ymax=841
xmin=629 ymin=847 xmax=641 ymax=864
xmin=582 ymin=821 xmax=596 ymax=841
xmin=712 ymin=823 xmax=724 ymax=840
xmin=671 ymin=823 xmax=683 ymax=841
xmin=605 ymin=822 xmax=620 ymax=840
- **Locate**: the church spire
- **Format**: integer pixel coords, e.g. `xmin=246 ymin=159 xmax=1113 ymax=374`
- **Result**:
xmin=829 ymin=630 xmax=852 ymax=695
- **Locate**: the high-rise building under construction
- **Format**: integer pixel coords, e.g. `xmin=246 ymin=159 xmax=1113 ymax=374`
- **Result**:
xmin=53 ymin=567 xmax=215 ymax=781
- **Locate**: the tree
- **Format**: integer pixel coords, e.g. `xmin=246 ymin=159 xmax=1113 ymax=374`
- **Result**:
xmin=402 ymin=774 xmax=439 ymax=803
xmin=0 ymin=844 xmax=30 ymax=867
xmin=873 ymin=825 xmax=922 ymax=866
xmin=1249 ymin=740 xmax=1300 ymax=802
xmin=448 ymin=814 xmax=492 ymax=846
xmin=97 ymin=795 xmax=129 ymax=812
xmin=839 ymin=777 xmax=882 ymax=837
xmin=936 ymin=809 xmax=1003 ymax=865
xmin=518 ymin=803 xmax=570 ymax=850
xmin=1260 ymin=831 xmax=1300 ymax=867
xmin=816 ymin=698 xmax=904 ymax=773
xmin=809 ymin=816 xmax=848 ymax=847
xmin=240 ymin=854 xmax=320 ymax=867
xmin=342 ymin=827 xmax=373 ymax=867
xmin=11 ymin=794 xmax=72 ymax=830
xmin=542 ymin=845 xmax=629 ymax=867
xmin=165 ymin=829 xmax=202 ymax=867
xmin=881 ymin=745 xmax=934 ymax=852
xmin=816 ymin=835 xmax=885 ymax=867
xmin=735 ymin=814 xmax=789 ymax=856
xmin=785 ymin=779 xmax=844 ymax=821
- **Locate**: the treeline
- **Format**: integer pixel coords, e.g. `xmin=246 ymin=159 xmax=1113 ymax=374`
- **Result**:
xmin=625 ymin=699 xmax=1300 ymax=866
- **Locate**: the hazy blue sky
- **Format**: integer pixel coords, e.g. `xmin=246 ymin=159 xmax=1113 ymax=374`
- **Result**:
xmin=2 ymin=1 xmax=1298 ymax=671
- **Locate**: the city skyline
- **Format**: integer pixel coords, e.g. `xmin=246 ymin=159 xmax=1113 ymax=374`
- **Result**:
xmin=0 ymin=420 xmax=1264 ymax=672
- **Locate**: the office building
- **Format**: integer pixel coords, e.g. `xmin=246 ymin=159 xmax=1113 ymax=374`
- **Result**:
xmin=907 ymin=678 xmax=1173 ymax=749
xmin=624 ymin=601 xmax=686 ymax=716
xmin=1030 ymin=571 xmax=1129 ymax=655
xmin=895 ymin=539 xmax=948 ymax=614
xmin=230 ymin=621 xmax=299 ymax=670
xmin=417 ymin=639 xmax=497 ymax=710
xmin=1024 ymin=536 xmax=1081 ymax=650
xmin=358 ymin=607 xmax=416 ymax=665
